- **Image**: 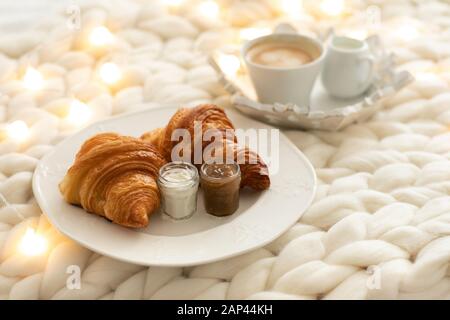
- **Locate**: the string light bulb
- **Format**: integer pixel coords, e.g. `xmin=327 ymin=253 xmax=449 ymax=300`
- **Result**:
xmin=89 ymin=26 xmax=114 ymax=46
xmin=320 ymin=0 xmax=344 ymax=17
xmin=395 ymin=24 xmax=419 ymax=42
xmin=198 ymin=0 xmax=219 ymax=18
xmin=99 ymin=62 xmax=122 ymax=85
xmin=23 ymin=67 xmax=44 ymax=91
xmin=415 ymin=71 xmax=436 ymax=82
xmin=218 ymin=54 xmax=241 ymax=77
xmin=67 ymin=100 xmax=92 ymax=126
xmin=7 ymin=120 xmax=30 ymax=143
xmin=163 ymin=0 xmax=184 ymax=8
xmin=281 ymin=0 xmax=303 ymax=19
xmin=19 ymin=228 xmax=48 ymax=256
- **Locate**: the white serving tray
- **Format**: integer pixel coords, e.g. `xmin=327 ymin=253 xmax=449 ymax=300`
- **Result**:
xmin=210 ymin=33 xmax=414 ymax=131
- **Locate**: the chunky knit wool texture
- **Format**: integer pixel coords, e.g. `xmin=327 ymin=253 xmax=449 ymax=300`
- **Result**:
xmin=0 ymin=0 xmax=449 ymax=299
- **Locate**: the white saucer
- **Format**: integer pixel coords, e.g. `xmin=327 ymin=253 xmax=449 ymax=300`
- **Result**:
xmin=33 ymin=106 xmax=316 ymax=266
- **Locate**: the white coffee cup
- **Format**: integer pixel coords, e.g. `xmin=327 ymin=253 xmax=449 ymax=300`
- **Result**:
xmin=321 ymin=36 xmax=374 ymax=99
xmin=242 ymin=33 xmax=325 ymax=107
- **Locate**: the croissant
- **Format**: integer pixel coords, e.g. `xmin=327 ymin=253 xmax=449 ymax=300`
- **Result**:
xmin=141 ymin=104 xmax=270 ymax=190
xmin=59 ymin=133 xmax=166 ymax=228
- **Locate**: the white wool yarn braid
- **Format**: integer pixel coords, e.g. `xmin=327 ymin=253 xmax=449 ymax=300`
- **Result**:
xmin=0 ymin=0 xmax=449 ymax=299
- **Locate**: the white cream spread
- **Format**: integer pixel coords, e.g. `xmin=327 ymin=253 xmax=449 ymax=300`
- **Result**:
xmin=158 ymin=163 xmax=199 ymax=220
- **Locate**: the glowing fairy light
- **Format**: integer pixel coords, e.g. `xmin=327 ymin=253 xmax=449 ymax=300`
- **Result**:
xmin=99 ymin=62 xmax=122 ymax=85
xmin=239 ymin=27 xmax=271 ymax=41
xmin=23 ymin=67 xmax=44 ymax=91
xmin=281 ymin=0 xmax=303 ymax=19
xmin=19 ymin=228 xmax=48 ymax=256
xmin=67 ymin=100 xmax=92 ymax=126
xmin=320 ymin=0 xmax=344 ymax=17
xmin=395 ymin=24 xmax=419 ymax=42
xmin=218 ymin=54 xmax=240 ymax=77
xmin=7 ymin=120 xmax=30 ymax=143
xmin=414 ymin=71 xmax=436 ymax=82
xmin=198 ymin=0 xmax=219 ymax=18
xmin=163 ymin=0 xmax=184 ymax=8
xmin=89 ymin=26 xmax=114 ymax=46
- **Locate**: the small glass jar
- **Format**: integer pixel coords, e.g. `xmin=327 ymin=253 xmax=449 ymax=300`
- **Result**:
xmin=157 ymin=162 xmax=199 ymax=220
xmin=200 ymin=163 xmax=241 ymax=217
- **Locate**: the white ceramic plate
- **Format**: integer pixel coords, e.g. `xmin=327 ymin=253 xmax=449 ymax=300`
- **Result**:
xmin=33 ymin=106 xmax=316 ymax=266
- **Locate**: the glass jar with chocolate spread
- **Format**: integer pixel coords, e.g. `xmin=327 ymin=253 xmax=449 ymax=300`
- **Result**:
xmin=200 ymin=163 xmax=241 ymax=217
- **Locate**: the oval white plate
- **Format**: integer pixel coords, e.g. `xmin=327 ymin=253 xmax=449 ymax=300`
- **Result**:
xmin=33 ymin=106 xmax=316 ymax=266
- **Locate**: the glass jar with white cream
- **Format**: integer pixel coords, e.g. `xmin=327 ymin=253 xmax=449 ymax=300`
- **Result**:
xmin=157 ymin=162 xmax=199 ymax=220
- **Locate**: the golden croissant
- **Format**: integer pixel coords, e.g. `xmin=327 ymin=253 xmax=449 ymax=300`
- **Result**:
xmin=141 ymin=104 xmax=270 ymax=190
xmin=59 ymin=133 xmax=166 ymax=228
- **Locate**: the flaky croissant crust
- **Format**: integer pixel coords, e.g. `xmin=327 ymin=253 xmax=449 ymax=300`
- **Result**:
xmin=141 ymin=104 xmax=270 ymax=190
xmin=59 ymin=133 xmax=166 ymax=228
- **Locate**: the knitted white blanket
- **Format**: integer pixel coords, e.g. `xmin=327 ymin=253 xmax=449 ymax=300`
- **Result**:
xmin=0 ymin=0 xmax=449 ymax=300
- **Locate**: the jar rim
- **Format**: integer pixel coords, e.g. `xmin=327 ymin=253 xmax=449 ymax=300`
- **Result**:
xmin=158 ymin=161 xmax=199 ymax=188
xmin=200 ymin=162 xmax=241 ymax=183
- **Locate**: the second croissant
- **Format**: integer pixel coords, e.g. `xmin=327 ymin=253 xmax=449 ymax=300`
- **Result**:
xmin=141 ymin=104 xmax=271 ymax=191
